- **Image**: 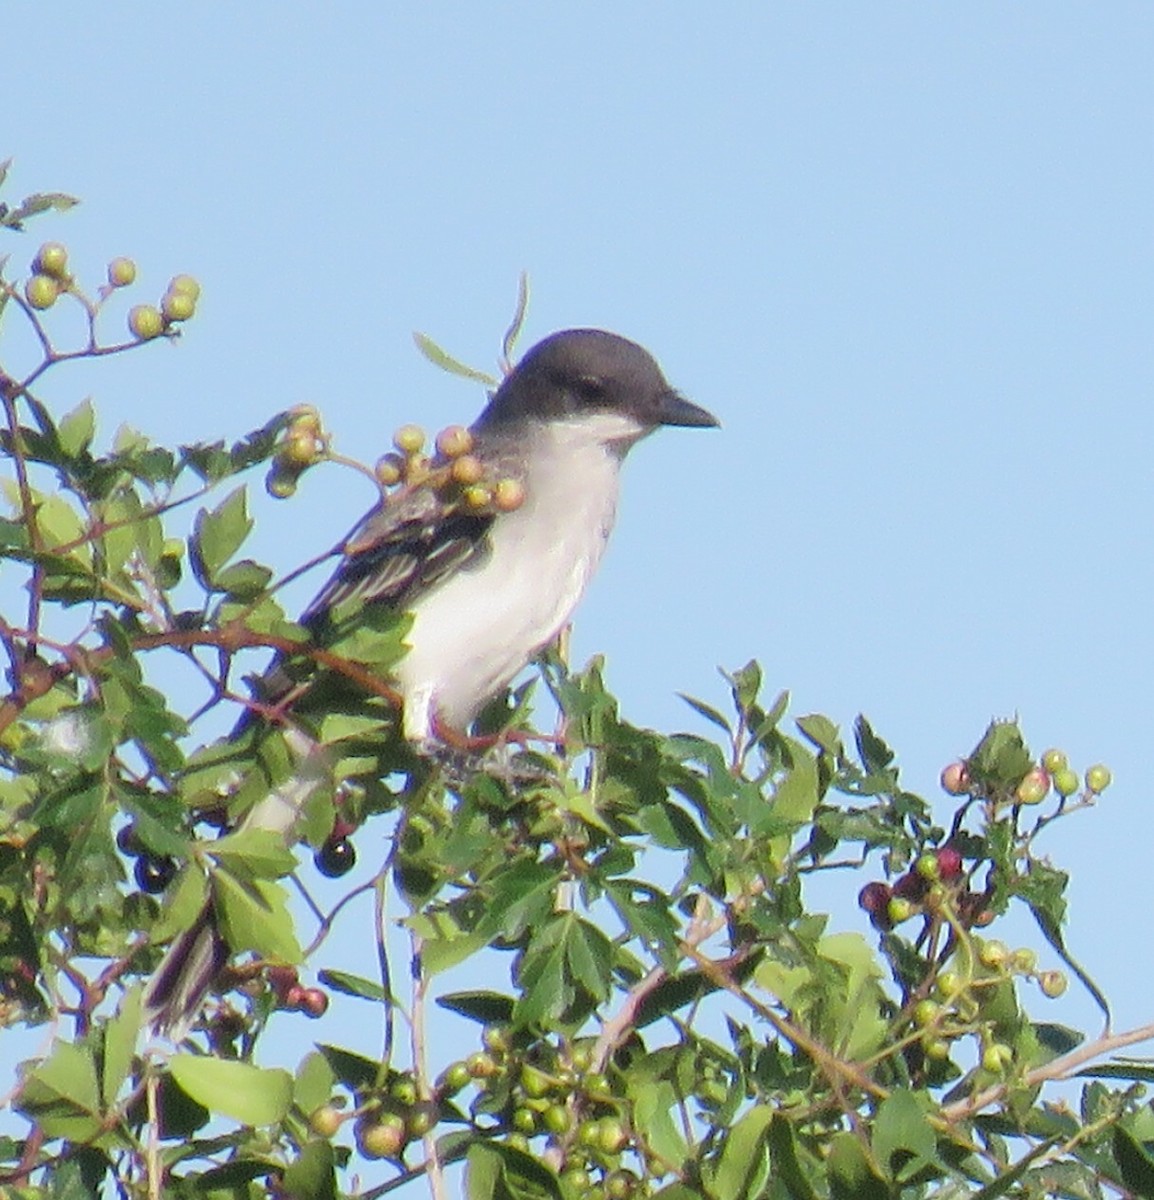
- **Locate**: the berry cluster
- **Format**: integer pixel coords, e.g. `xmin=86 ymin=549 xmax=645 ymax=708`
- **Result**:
xmin=857 ymin=844 xmax=980 ymax=932
xmin=265 ymin=416 xmax=528 ymax=521
xmin=425 ymin=1027 xmax=643 ymax=1196
xmin=939 ymin=747 xmax=1111 ymax=806
xmin=115 ymin=824 xmax=177 ymax=895
xmin=17 ymin=240 xmax=200 ymax=345
xmin=265 ymin=965 xmax=329 ymax=1018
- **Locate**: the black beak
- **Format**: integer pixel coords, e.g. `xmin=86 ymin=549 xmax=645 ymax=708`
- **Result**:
xmin=655 ymin=390 xmax=720 ymax=429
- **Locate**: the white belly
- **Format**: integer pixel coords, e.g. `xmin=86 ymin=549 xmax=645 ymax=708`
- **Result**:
xmin=396 ymin=423 xmax=626 ymax=740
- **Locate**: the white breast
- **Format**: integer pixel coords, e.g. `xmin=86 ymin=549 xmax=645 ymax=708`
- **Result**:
xmin=396 ymin=413 xmax=640 ymax=740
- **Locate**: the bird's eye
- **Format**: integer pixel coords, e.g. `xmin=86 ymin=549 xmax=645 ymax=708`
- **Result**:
xmin=574 ymin=374 xmax=606 ymax=402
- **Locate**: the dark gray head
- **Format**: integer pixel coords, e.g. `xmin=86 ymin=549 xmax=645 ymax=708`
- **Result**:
xmin=477 ymin=329 xmax=718 ymax=436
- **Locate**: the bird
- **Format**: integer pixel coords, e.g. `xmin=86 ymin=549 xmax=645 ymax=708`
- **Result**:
xmin=142 ymin=327 xmax=719 ymax=1035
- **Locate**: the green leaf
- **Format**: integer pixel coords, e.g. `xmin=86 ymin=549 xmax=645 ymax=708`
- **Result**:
xmin=293 ymin=1050 xmax=337 ymax=1116
xmin=969 ymin=719 xmax=1032 ymax=789
xmin=627 ymin=1077 xmax=687 ymax=1172
xmin=17 ymin=1041 xmax=104 ymax=1143
xmin=796 ymin=713 xmax=840 ymax=755
xmin=413 ymin=331 xmax=498 ymax=386
xmin=768 ymin=1116 xmax=821 ymax=1200
xmin=1114 ymin=1125 xmax=1154 ymax=1200
xmin=168 ymin=1055 xmax=293 ymax=1126
xmin=317 ymin=969 xmax=385 ymax=1002
xmin=708 ymin=1104 xmax=773 ymax=1200
xmin=101 ymin=987 xmax=142 ymax=1108
xmin=679 ymin=692 xmax=732 ymax=735
xmin=209 ymin=827 xmax=298 ymax=878
xmin=212 ymin=869 xmax=302 ymax=963
xmin=437 ymin=991 xmax=516 ymax=1026
xmin=317 ymin=1044 xmax=381 ymax=1090
xmin=872 ymin=1090 xmax=937 ymax=1181
xmin=190 ymin=486 xmax=252 ymax=589
xmin=826 ymin=1131 xmax=890 ymax=1200
xmin=281 ymin=1139 xmax=337 ymax=1200
xmin=502 ymin=270 xmax=530 ymax=362
xmin=58 ymin=399 xmax=96 ymax=458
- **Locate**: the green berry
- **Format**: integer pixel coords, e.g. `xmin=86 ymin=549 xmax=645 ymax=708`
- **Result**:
xmin=466 ymin=1051 xmax=498 ymax=1079
xmin=597 ymin=1117 xmax=628 ymax=1155
xmin=915 ymin=853 xmax=940 ymax=881
xmin=375 ymin=453 xmax=405 ymax=486
xmin=1016 ymin=768 xmax=1050 ymax=806
xmin=450 ymin=453 xmax=485 ymax=485
xmin=310 ymin=1104 xmax=344 ymax=1138
xmin=1039 ymin=970 xmax=1068 ymax=998
xmin=981 ymin=1042 xmax=1013 ymax=1073
xmin=543 ymin=1104 xmax=572 ymax=1135
xmin=923 ymin=1037 xmax=951 ymax=1061
xmin=1011 ymin=947 xmax=1038 ymax=973
xmin=482 ymin=1025 xmax=511 ymax=1054
xmin=520 ymin=1063 xmax=553 ymax=1098
xmin=936 ymin=970 xmax=964 ymax=999
xmin=1041 ymin=748 xmax=1068 ymax=774
xmin=493 ymin=477 xmax=527 ymax=512
xmin=24 ymin=274 xmax=60 ymax=310
xmin=128 ymin=304 xmax=165 ymax=340
xmin=161 ymin=289 xmax=196 ymax=322
xmin=393 ymin=424 xmax=426 ymax=454
xmin=265 ymin=465 xmax=299 ymax=499
xmin=463 ymin=484 xmax=492 ymax=509
xmin=356 ymin=1113 xmax=406 ymax=1159
xmin=978 ymin=939 xmax=1009 ymax=969
xmin=438 ymin=1062 xmax=471 ymax=1094
xmin=1085 ymin=764 xmax=1112 ymax=793
xmin=167 ymin=274 xmax=201 ymax=301
xmin=34 ymin=242 xmax=69 ymax=279
xmin=887 ymin=895 xmax=915 ymax=924
xmin=912 ymin=999 xmax=940 ymax=1027
xmin=107 ymin=257 xmax=137 ymax=288
xmin=1052 ymin=768 xmax=1080 ymax=797
xmin=512 ymin=1107 xmax=537 ymax=1134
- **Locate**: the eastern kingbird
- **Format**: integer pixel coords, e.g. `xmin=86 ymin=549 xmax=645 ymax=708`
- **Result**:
xmin=143 ymin=328 xmax=719 ymax=1034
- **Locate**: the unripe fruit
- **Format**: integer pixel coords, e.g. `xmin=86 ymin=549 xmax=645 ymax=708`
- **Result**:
xmin=406 ymin=1102 xmax=436 ymax=1138
xmin=435 ymin=424 xmax=474 ymax=458
xmin=482 ymin=1025 xmax=511 ymax=1054
xmin=107 ymin=257 xmax=137 ymax=288
xmin=375 ymin=453 xmax=405 ymax=486
xmin=1085 ymin=764 xmax=1112 ymax=793
xmin=597 ymin=1117 xmax=628 ymax=1155
xmin=915 ymin=853 xmax=940 ymax=881
xmin=512 ymin=1107 xmax=537 ymax=1134
xmin=167 ymin=274 xmax=201 ymax=301
xmin=1052 ymin=768 xmax=1079 ymax=797
xmin=1015 ymin=768 xmax=1050 ymax=806
xmin=34 ymin=242 xmax=69 ymax=279
xmin=912 ymin=999 xmax=940 ymax=1027
xmin=505 ymin=1132 xmax=530 ymax=1153
xmin=493 ymin=478 xmax=526 ymax=512
xmin=978 ymin=939 xmax=1009 ymax=969
xmin=887 ymin=896 xmax=915 ymax=924
xmin=1039 ymin=970 xmax=1068 ymax=998
xmin=981 ymin=1042 xmax=1013 ymax=1073
xmin=25 ymin=274 xmax=60 ymax=310
xmin=450 ymin=454 xmax=485 ymax=485
xmin=605 ymin=1170 xmax=639 ymax=1200
xmin=161 ymin=289 xmax=196 ymax=322
xmin=393 ymin=424 xmax=426 ymax=454
xmin=357 ymin=1113 xmax=406 ymax=1159
xmin=543 ymin=1104 xmax=572 ymax=1135
xmin=520 ymin=1064 xmax=553 ymax=1099
xmin=923 ymin=1038 xmax=951 ymax=1061
xmin=266 ymin=466 xmax=299 ymax=499
xmin=1041 ymin=748 xmax=1068 ymax=774
xmin=310 ymin=1104 xmax=345 ymax=1138
xmin=936 ymin=970 xmax=964 ymax=999
xmin=936 ymin=846 xmax=964 ymax=880
xmin=438 ymin=1062 xmax=471 ymax=1094
xmin=940 ymin=760 xmax=969 ymax=795
xmin=315 ymin=835 xmax=356 ymax=878
xmin=583 ymin=1071 xmax=611 ymax=1099
xmin=280 ymin=430 xmax=322 ymax=469
xmin=466 ymin=1051 xmax=498 ymax=1079
xmin=1011 ymin=948 xmax=1038 ymax=974
xmin=128 ymin=304 xmax=165 ymax=341
xmin=463 ymin=485 xmax=492 ymax=509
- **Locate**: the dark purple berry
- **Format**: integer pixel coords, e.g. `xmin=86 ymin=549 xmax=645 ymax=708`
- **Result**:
xmin=315 ymin=836 xmax=356 ymax=878
xmin=858 ymin=881 xmax=891 ymax=915
xmin=116 ymin=823 xmax=143 ymax=855
xmin=135 ymin=854 xmax=177 ymax=894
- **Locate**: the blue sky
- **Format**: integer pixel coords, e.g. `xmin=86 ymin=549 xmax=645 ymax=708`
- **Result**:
xmin=4 ymin=0 xmax=1153 ymax=1159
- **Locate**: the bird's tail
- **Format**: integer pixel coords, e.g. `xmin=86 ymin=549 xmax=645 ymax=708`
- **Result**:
xmin=143 ymin=729 xmax=332 ymax=1038
xmin=142 ymin=903 xmax=228 ymax=1040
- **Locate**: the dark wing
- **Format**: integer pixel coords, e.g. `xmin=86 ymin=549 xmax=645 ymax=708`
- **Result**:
xmin=300 ymin=482 xmax=495 ymax=631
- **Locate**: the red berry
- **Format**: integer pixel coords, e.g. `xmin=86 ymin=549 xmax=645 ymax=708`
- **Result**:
xmin=935 ymin=846 xmax=963 ymax=879
xmin=300 ymin=987 xmax=329 ymax=1017
xmin=940 ymin=761 xmax=969 ymax=795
